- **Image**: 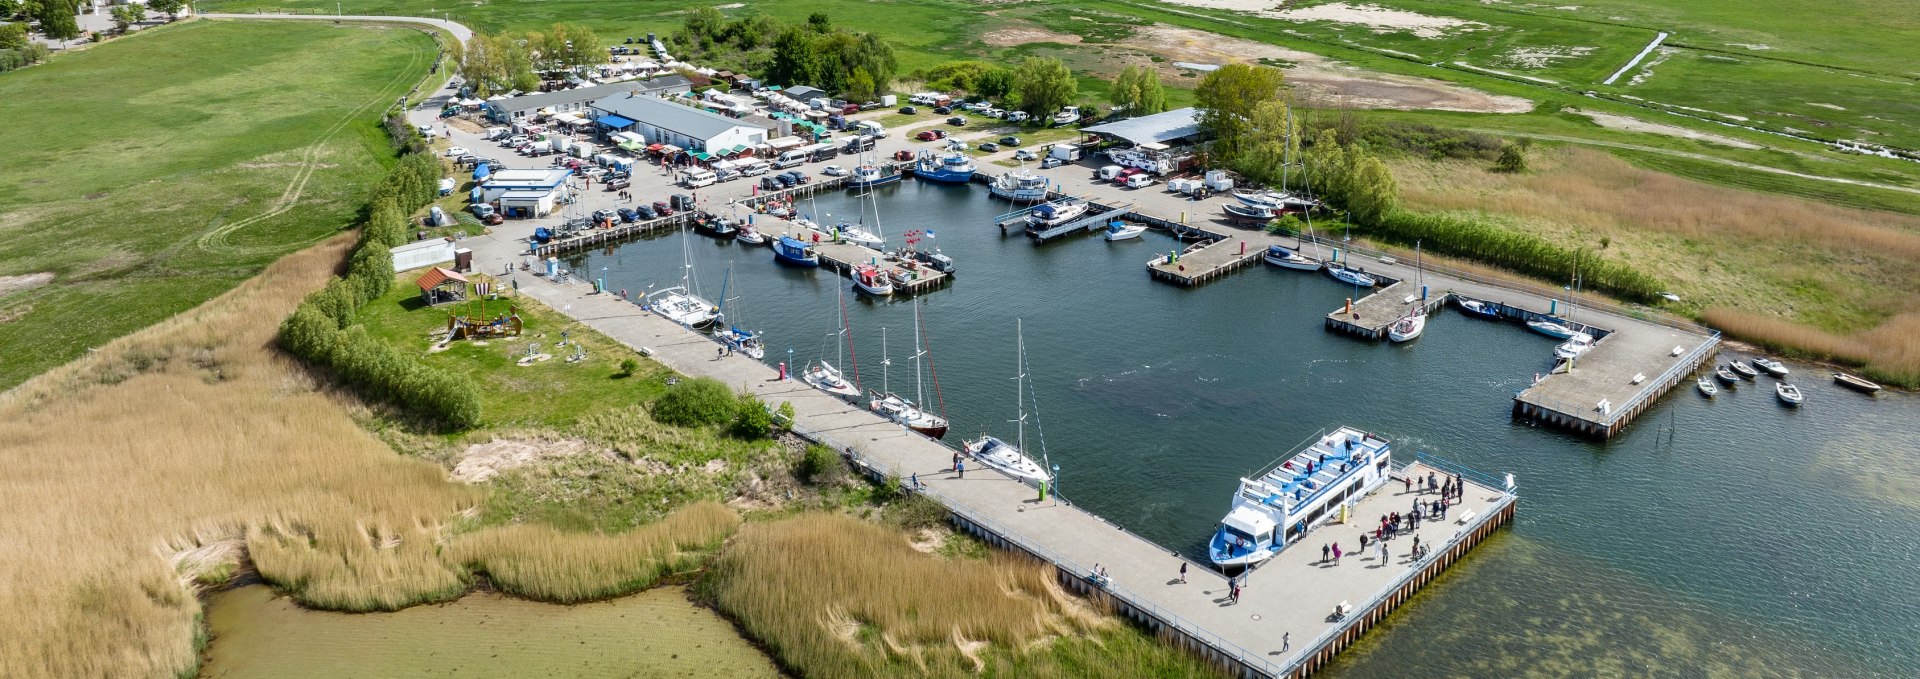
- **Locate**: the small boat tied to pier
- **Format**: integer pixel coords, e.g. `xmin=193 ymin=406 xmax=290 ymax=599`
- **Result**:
xmin=1210 ymin=427 xmax=1392 ymax=570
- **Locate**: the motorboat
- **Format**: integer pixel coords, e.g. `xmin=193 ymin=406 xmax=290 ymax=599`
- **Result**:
xmin=833 ymin=221 xmax=884 ymax=247
xmin=1527 ymin=319 xmax=1577 ymax=340
xmin=645 ymin=286 xmax=721 ymax=330
xmin=802 ymin=361 xmax=861 ymax=398
xmin=1832 ymin=372 xmax=1883 ymax=394
xmin=1222 ymin=202 xmax=1275 ymax=223
xmin=1326 ymin=264 xmax=1376 ymax=288
xmin=1209 ymin=427 xmax=1392 ymax=569
xmin=1388 ymin=312 xmax=1426 ymax=343
xmin=870 ymin=393 xmax=949 ymax=438
xmin=1104 ymin=222 xmax=1147 ymax=241
xmin=848 ymin=163 xmax=903 ymax=190
xmin=1776 ymin=383 xmax=1804 ymax=406
xmin=1026 ymin=201 xmax=1088 ymax=228
xmin=1697 ymin=377 xmax=1717 ymax=397
xmin=1715 ymin=365 xmax=1740 ymax=384
xmin=772 ymin=236 xmax=820 ymax=266
xmin=1231 ymin=190 xmax=1291 ymax=211
xmin=913 ymin=150 xmax=976 ymax=184
xmin=1752 ymin=357 xmax=1789 ymax=377
xmin=1553 ymin=332 xmax=1595 ymax=360
xmin=852 ymin=263 xmax=894 ymax=296
xmin=735 ymin=223 xmax=766 ymax=245
xmin=717 ymin=327 xmax=764 ymax=359
xmin=990 ymin=169 xmax=1049 ymax=202
xmin=1730 ymin=360 xmax=1759 ymax=380
xmin=1455 ymin=298 xmax=1502 ymax=321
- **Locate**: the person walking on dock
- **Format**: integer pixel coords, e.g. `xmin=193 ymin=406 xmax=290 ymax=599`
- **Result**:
xmin=1332 ymin=543 xmax=1343 ymax=564
xmin=1379 ymin=540 xmax=1389 ymax=566
xmin=1404 ymin=475 xmax=1411 ymax=494
xmin=1179 ymin=562 xmax=1188 ymax=583
xmin=1359 ymin=533 xmax=1369 ymax=552
xmin=956 ymin=460 xmax=965 ymax=478
xmin=1282 ymin=632 xmax=1290 ymax=652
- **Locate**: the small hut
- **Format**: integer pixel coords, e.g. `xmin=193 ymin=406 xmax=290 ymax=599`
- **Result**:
xmin=416 ymin=266 xmax=469 ymax=306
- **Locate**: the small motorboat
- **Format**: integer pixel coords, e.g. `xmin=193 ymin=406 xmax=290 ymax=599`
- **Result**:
xmin=772 ymin=236 xmax=820 ymax=267
xmin=1752 ymin=357 xmax=1788 ymax=377
xmin=1775 ymin=382 xmax=1804 ymax=406
xmin=1527 ymin=319 xmax=1577 ymax=340
xmin=1730 ymin=360 xmax=1759 ymax=380
xmin=735 ymin=224 xmax=766 ymax=245
xmin=1326 ymin=264 xmax=1376 ymax=288
xmin=1104 ymin=222 xmax=1146 ymax=241
xmin=1262 ymin=244 xmax=1320 ymax=271
xmin=1455 ymin=298 xmax=1502 ymax=321
xmin=852 ymin=264 xmax=894 ymax=296
xmin=1832 ymin=372 xmax=1883 ymax=394
xmin=1027 ymin=201 xmax=1090 ymax=228
xmin=1553 ymin=332 xmax=1595 ymax=360
xmin=802 ymin=361 xmax=862 ymax=398
xmin=1715 ymin=365 xmax=1740 ymax=384
xmin=1697 ymin=377 xmax=1717 ymax=397
xmin=1388 ymin=312 xmax=1426 ymax=342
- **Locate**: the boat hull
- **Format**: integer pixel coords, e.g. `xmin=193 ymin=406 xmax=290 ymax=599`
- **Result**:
xmin=1833 ymin=372 xmax=1883 ymax=393
xmin=1264 ymin=249 xmax=1320 ymax=270
xmin=1105 ymin=226 xmax=1146 ymax=241
xmin=915 ymin=168 xmax=974 ymax=184
xmin=1456 ymin=300 xmax=1502 ymax=320
xmin=848 ymin=174 xmax=903 ymax=190
xmin=1527 ymin=321 xmax=1577 ymax=340
xmin=1326 ymin=266 xmax=1376 ymax=288
xmin=1388 ymin=315 xmax=1426 ymax=342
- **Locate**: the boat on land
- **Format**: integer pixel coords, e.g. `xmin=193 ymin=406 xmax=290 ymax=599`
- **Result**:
xmin=803 ymin=286 xmax=863 ymax=398
xmin=1231 ymin=190 xmax=1292 ymax=212
xmin=1222 ymin=202 xmax=1275 ymax=224
xmin=1553 ymin=332 xmax=1595 ymax=360
xmin=1715 ymin=365 xmax=1740 ymax=384
xmin=1209 ymin=427 xmax=1392 ymax=570
xmin=1832 ymin=372 xmax=1882 ymax=394
xmin=1326 ymin=263 xmax=1376 ymax=288
xmin=866 ymin=300 xmax=949 ymax=439
xmin=1262 ymin=244 xmax=1320 ymax=270
xmin=1455 ymin=298 xmax=1502 ymax=321
xmin=962 ymin=319 xmax=1053 ymax=486
xmin=990 ymin=169 xmax=1049 ymax=202
xmin=1731 ymin=360 xmax=1759 ymax=380
xmin=852 ymin=263 xmax=894 ymax=296
xmin=913 ymin=150 xmax=976 ymax=184
xmin=1697 ymin=377 xmax=1717 ymax=397
xmin=1026 ymin=200 xmax=1089 ymax=228
xmin=1104 ymin=221 xmax=1146 ymax=241
xmin=772 ymin=235 xmax=819 ymax=266
xmin=1527 ymin=319 xmax=1577 ymax=340
xmin=1776 ymin=382 xmax=1805 ymax=406
xmin=1753 ymin=357 xmax=1789 ymax=377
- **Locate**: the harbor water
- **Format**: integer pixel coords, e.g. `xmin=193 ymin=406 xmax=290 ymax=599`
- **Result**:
xmin=569 ymin=180 xmax=1920 ymax=677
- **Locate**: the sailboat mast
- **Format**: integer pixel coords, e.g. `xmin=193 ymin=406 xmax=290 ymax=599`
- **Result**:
xmin=1015 ymin=318 xmax=1026 ymax=455
xmin=841 ymin=284 xmax=861 ymax=392
xmin=912 ymin=299 xmax=924 ymax=405
xmin=835 ymin=285 xmax=845 ymax=368
xmin=880 ymin=327 xmax=890 ymax=396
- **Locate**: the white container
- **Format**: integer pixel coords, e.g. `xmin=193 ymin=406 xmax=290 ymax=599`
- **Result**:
xmin=880 ymin=94 xmax=897 ymax=106
xmin=1205 ymin=170 xmax=1234 ymax=192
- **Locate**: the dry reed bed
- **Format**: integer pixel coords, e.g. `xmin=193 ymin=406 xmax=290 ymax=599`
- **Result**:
xmin=706 ymin=513 xmax=1226 ymax=679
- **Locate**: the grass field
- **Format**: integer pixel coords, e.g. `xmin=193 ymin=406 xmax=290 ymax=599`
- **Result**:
xmin=0 ymin=19 xmax=439 ymax=390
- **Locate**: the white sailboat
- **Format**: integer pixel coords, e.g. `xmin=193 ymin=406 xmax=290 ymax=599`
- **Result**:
xmin=868 ymin=304 xmax=949 ymax=438
xmin=1388 ymin=242 xmax=1427 ymax=342
xmin=802 ymin=285 xmax=862 ymax=398
xmin=963 ymin=319 xmax=1053 ymax=486
xmin=645 ymin=225 xmax=721 ymax=329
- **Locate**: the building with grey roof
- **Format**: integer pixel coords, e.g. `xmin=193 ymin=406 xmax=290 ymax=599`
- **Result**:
xmin=589 ymin=93 xmax=770 ymax=156
xmin=484 ymin=75 xmax=693 ymax=123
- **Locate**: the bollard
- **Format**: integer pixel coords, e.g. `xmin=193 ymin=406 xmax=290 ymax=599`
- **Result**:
xmin=1550 ymin=299 xmax=1558 ymax=315
xmin=1346 ymin=297 xmax=1353 ymax=314
xmin=1421 ymin=284 xmax=1429 ymax=300
xmin=779 ymin=362 xmax=788 ymax=380
xmin=1239 ymin=240 xmax=1246 ymax=255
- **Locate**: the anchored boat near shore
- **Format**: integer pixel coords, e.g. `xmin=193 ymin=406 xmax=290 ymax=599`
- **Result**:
xmin=1210 ymin=427 xmax=1392 ymax=570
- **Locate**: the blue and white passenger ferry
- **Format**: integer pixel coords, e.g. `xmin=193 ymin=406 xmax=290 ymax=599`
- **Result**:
xmin=913 ymin=150 xmax=976 ymax=184
xmin=1209 ymin=427 xmax=1392 ymax=569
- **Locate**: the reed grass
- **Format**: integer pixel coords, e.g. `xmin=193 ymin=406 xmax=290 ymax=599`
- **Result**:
xmin=449 ymin=502 xmax=740 ymax=603
xmin=1704 ymin=307 xmax=1920 ymax=386
xmin=705 ymin=513 xmax=1226 ymax=679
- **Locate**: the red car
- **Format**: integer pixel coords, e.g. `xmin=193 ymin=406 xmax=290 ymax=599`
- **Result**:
xmin=916 ymin=129 xmax=947 ymax=142
xmin=652 ymin=201 xmax=673 ymax=216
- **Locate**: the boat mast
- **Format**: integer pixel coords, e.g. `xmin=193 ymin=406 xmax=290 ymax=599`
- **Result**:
xmin=911 ymin=299 xmax=925 ymax=405
xmin=879 ymin=326 xmax=890 ymax=396
xmin=841 ymin=283 xmax=862 ymax=391
xmin=1015 ymin=318 xmax=1026 ymax=456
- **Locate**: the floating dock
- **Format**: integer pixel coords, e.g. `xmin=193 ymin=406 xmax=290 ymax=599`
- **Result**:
xmin=783 ymin=225 xmax=951 ymax=295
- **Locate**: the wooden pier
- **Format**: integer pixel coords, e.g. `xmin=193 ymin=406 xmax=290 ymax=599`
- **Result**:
xmin=531 ymin=212 xmax=689 ymax=258
xmin=786 ymin=225 xmax=951 ymax=295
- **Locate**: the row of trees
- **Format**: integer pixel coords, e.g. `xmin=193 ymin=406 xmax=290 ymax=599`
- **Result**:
xmin=454 ymin=24 xmax=601 ymax=97
xmin=919 ymin=61 xmax=1013 ymax=100
xmin=1107 ymin=65 xmax=1167 ymax=116
xmin=764 ymin=16 xmax=897 ymax=102
xmin=1 ymin=0 xmax=187 ymax=43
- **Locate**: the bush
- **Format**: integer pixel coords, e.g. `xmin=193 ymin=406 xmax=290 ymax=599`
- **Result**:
xmin=304 ymin=278 xmax=362 ymax=329
xmin=798 ymin=444 xmax=843 ymax=484
xmin=1493 ymin=144 xmax=1528 ymax=173
xmin=1266 ymin=214 xmax=1305 ymax=236
xmin=617 ymin=358 xmax=639 ymax=377
xmin=278 ymin=303 xmax=342 ymax=362
xmin=652 ymin=377 xmax=737 ymax=428
xmin=348 ymin=242 xmax=394 ymax=300
xmin=729 ymin=391 xmax=774 ymax=439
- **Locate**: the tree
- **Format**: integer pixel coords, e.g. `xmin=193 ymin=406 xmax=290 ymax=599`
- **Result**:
xmin=0 ymin=0 xmax=21 ymax=19
xmin=1345 ymin=154 xmax=1398 ymax=224
xmin=34 ymin=0 xmax=81 ymax=43
xmin=845 ymin=67 xmax=876 ymax=102
xmin=109 ymin=4 xmax=143 ymax=34
xmin=1013 ymin=56 xmax=1075 ymax=117
xmin=1108 ymin=65 xmax=1167 ymax=117
xmin=1232 ymin=99 xmax=1300 ymax=188
xmin=682 ymin=6 xmax=726 ymax=42
xmin=1493 ymin=143 xmax=1528 ymax=173
xmin=0 ymin=23 xmax=27 ymax=51
xmin=148 ymin=0 xmax=183 ymax=21
xmin=547 ymin=22 xmax=602 ymax=72
xmin=807 ymin=12 xmax=830 ymax=33
xmin=617 ymin=358 xmax=639 ymax=378
xmin=1195 ymin=63 xmax=1287 ymax=163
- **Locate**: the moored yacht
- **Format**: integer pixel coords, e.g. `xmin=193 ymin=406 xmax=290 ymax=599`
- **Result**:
xmin=913 ymin=150 xmax=976 ymax=184
xmin=1326 ymin=263 xmax=1376 ymax=288
xmin=990 ymin=169 xmax=1049 ymax=202
xmin=645 ymin=287 xmax=721 ymax=330
xmin=1026 ymin=201 xmax=1089 ymax=228
xmin=1388 ymin=312 xmax=1427 ymax=343
xmin=1262 ymin=244 xmax=1321 ymax=270
xmin=1104 ymin=222 xmax=1146 ymax=241
xmin=1209 ymin=427 xmax=1392 ymax=569
xmin=1553 ymin=332 xmax=1595 ymax=360
xmin=802 ymin=361 xmax=861 ymax=398
xmin=1527 ymin=319 xmax=1577 ymax=340
xmin=772 ymin=235 xmax=820 ymax=266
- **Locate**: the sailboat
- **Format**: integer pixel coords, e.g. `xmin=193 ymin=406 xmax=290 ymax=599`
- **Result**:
xmin=1387 ymin=242 xmax=1427 ymax=342
xmin=868 ymin=303 xmax=949 ymax=438
xmin=714 ymin=263 xmax=764 ymax=359
xmin=963 ymin=319 xmax=1054 ymax=486
xmin=802 ymin=285 xmax=862 ymax=398
xmin=645 ymin=224 xmax=721 ymax=329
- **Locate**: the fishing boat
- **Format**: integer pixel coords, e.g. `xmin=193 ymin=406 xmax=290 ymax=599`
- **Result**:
xmin=1553 ymin=332 xmax=1595 ymax=360
xmin=1697 ymin=376 xmax=1717 ymax=397
xmin=1222 ymin=202 xmax=1274 ymax=224
xmin=1262 ymin=244 xmax=1319 ymax=270
xmin=1731 ymin=360 xmax=1759 ymax=380
xmin=1026 ymin=201 xmax=1089 ymax=228
xmin=847 ymin=162 xmax=902 ymax=190
xmin=1527 ymin=319 xmax=1577 ymax=340
xmin=803 ymin=286 xmax=863 ymax=398
xmin=1326 ymin=263 xmax=1376 ymax=288
xmin=913 ymin=150 xmax=976 ymax=184
xmin=962 ymin=319 xmax=1053 ymax=486
xmin=852 ymin=263 xmax=894 ymax=296
xmin=1753 ymin=357 xmax=1789 ymax=377
xmin=866 ymin=301 xmax=950 ymax=438
xmin=735 ymin=222 xmax=766 ymax=245
xmin=1209 ymin=427 xmax=1392 ymax=570
xmin=1832 ymin=372 xmax=1882 ymax=394
xmin=772 ymin=235 xmax=820 ymax=267
xmin=1455 ymin=298 xmax=1502 ymax=321
xmin=1776 ymin=382 xmax=1804 ymax=406
xmin=1104 ymin=221 xmax=1146 ymax=241
xmin=990 ymin=169 xmax=1049 ymax=202
xmin=1715 ymin=365 xmax=1740 ymax=384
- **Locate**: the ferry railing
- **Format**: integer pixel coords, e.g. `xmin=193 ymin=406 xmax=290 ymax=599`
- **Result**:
xmin=785 ymin=420 xmax=1290 ymax=678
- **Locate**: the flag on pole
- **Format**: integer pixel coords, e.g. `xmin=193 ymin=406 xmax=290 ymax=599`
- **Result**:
xmin=924 ymin=229 xmax=936 ymax=238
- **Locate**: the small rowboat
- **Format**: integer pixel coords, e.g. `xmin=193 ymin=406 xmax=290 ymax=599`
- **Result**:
xmin=1752 ymin=357 xmax=1789 ymax=377
xmin=1832 ymin=372 xmax=1882 ymax=394
xmin=1697 ymin=377 xmax=1716 ymax=397
xmin=1730 ymin=361 xmax=1759 ymax=380
xmin=1776 ymin=383 xmax=1804 ymax=406
xmin=1715 ymin=365 xmax=1740 ymax=384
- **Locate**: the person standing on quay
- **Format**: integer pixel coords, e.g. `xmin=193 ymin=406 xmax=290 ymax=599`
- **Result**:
xmin=1282 ymin=631 xmax=1291 ymax=652
xmin=1179 ymin=561 xmax=1188 ymax=584
xmin=1322 ymin=544 xmax=1330 ymax=563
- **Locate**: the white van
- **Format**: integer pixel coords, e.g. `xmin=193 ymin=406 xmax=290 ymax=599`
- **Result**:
xmin=1124 ymin=173 xmax=1156 ymax=189
xmin=1097 ymin=165 xmax=1124 ymax=182
xmin=774 ymin=149 xmax=809 ymax=169
xmin=682 ymin=169 xmax=717 ymax=188
xmin=855 ymin=120 xmax=886 ymax=138
xmin=739 ymin=160 xmax=771 ymax=176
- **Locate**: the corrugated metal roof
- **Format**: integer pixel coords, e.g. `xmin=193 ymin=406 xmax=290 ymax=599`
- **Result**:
xmin=415 ymin=266 xmax=468 ymax=292
xmin=487 ymin=76 xmax=692 ymax=113
xmin=591 ymin=94 xmax=765 ymax=140
xmin=1081 ymin=107 xmax=1203 ymax=145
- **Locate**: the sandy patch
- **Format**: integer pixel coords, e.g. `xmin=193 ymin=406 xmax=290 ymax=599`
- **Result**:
xmin=1454 ymin=61 xmax=1558 ymax=85
xmin=982 ymin=26 xmax=1084 ymax=47
xmin=1497 ymin=46 xmax=1595 ymax=69
xmin=0 ymin=272 xmax=54 ymax=296
xmin=953 ymin=630 xmax=988 ymax=673
xmin=1269 ymin=3 xmax=1484 ymax=38
xmin=1628 ymin=46 xmax=1675 ymax=86
xmin=1570 ymin=109 xmax=1761 ymax=149
xmin=1808 ymin=102 xmax=1846 ymax=111
xmin=907 ymin=528 xmax=947 ymax=554
xmin=451 ymin=438 xmax=592 ymax=483
xmin=1727 ymin=43 xmax=1772 ymax=50
xmin=1123 ymin=25 xmax=1532 ymax=113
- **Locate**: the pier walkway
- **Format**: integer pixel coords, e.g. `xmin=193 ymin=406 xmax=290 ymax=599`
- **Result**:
xmin=458 ymin=223 xmax=1515 ymax=678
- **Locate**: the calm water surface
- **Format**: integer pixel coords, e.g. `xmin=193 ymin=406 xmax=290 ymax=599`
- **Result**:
xmin=571 ymin=181 xmax=1920 ymax=677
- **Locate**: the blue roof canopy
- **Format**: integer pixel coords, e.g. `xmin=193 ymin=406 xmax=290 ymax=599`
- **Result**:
xmin=472 ymin=163 xmax=490 ymax=180
xmin=597 ymin=114 xmax=637 ymax=128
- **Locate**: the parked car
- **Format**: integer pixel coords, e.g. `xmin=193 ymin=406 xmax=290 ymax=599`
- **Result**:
xmin=916 ymin=129 xmax=946 ymax=141
xmin=978 ymin=142 xmax=1000 ymax=152
xmin=445 ymin=147 xmax=467 ymax=157
xmin=861 ymin=101 xmax=882 ymax=110
xmin=1041 ymin=157 xmax=1065 ymax=169
xmin=933 ymin=105 xmax=951 ymax=115
xmin=1006 ymin=111 xmax=1031 ymax=123
xmin=821 ymin=164 xmax=847 ymax=176
xmin=652 ymin=201 xmax=673 ymax=216
xmin=945 ymin=139 xmax=967 ymax=151
xmin=760 ymin=176 xmax=782 ymax=191
xmin=999 ymin=136 xmax=1021 ymax=147
xmin=947 ymin=116 xmax=967 ymax=126
xmin=899 ymin=105 xmax=918 ymax=115
xmin=773 ymin=173 xmax=795 ymax=188
xmin=605 ymin=178 xmax=631 ymax=191
xmin=634 ymin=204 xmax=658 ymax=220
xmin=616 ymin=207 xmax=639 ymax=223
xmin=1013 ymin=149 xmax=1037 ymax=161
xmin=591 ymin=208 xmax=617 ymax=223
xmin=504 ymin=135 xmax=529 ymax=146
xmin=841 ymin=103 xmax=861 ymax=115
